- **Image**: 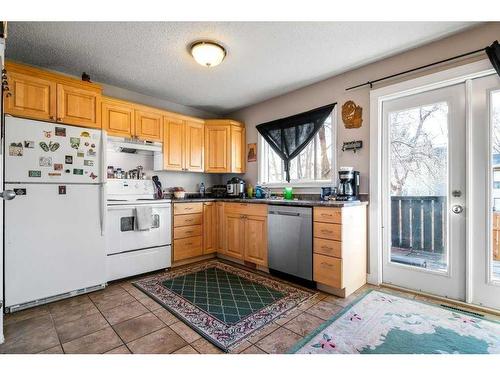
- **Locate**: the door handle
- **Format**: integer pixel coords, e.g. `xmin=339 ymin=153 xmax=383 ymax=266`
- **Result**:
xmin=451 ymin=205 xmax=463 ymax=214
xmin=0 ymin=190 xmax=16 ymax=200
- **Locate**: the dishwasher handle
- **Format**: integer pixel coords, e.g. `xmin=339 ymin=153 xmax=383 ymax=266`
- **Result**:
xmin=269 ymin=210 xmax=301 ymax=216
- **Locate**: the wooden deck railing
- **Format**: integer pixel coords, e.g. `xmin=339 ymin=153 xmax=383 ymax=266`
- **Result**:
xmin=391 ymin=196 xmax=446 ymax=253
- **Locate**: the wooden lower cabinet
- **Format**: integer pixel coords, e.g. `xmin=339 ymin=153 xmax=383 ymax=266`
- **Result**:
xmin=224 ymin=212 xmax=246 ymax=260
xmin=244 ymin=215 xmax=268 ymax=266
xmin=203 ymin=202 xmax=217 ymax=254
xmin=173 ymin=236 xmax=203 ymax=262
xmin=173 ymin=203 xmax=204 ymax=262
xmin=216 ymin=202 xmax=224 ymax=252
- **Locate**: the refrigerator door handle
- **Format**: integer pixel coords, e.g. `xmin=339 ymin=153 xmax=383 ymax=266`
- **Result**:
xmin=101 ymin=130 xmax=108 ymax=184
xmin=100 ymin=184 xmax=107 ymax=236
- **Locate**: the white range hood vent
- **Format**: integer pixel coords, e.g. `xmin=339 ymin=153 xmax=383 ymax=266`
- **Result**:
xmin=107 ymin=136 xmax=162 ymax=154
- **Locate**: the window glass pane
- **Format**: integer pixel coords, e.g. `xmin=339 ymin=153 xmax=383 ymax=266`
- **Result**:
xmin=491 ymin=91 xmax=500 ymax=281
xmin=316 ymin=116 xmax=332 ymax=180
xmin=289 ymin=141 xmax=314 ymax=181
xmin=267 ymin=145 xmax=282 ymax=183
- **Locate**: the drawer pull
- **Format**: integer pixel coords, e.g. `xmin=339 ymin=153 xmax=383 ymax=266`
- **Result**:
xmin=322 ymin=229 xmax=333 ymax=234
xmin=321 ymin=245 xmax=332 ymax=250
xmin=185 ymin=242 xmax=193 ymax=246
xmin=185 ymin=207 xmax=193 ymax=210
xmin=321 ymin=214 xmax=333 ymax=217
xmin=185 ymin=219 xmax=193 ymax=222
xmin=185 ymin=231 xmax=193 ymax=234
xmin=321 ymin=262 xmax=334 ymax=268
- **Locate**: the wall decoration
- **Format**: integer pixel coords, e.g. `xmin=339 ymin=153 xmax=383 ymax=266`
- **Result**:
xmin=70 ymin=137 xmax=80 ymax=149
xmin=43 ymin=130 xmax=52 ymax=138
xmin=65 ymin=155 xmax=73 ymax=164
xmin=24 ymin=141 xmax=35 ymax=149
xmin=342 ymin=100 xmax=363 ymax=129
xmin=54 ymin=163 xmax=63 ymax=171
xmin=39 ymin=156 xmax=53 ymax=167
xmin=342 ymin=140 xmax=363 ymax=153
xmin=39 ymin=142 xmax=49 ymax=152
xmin=28 ymin=170 xmax=41 ymax=178
xmin=55 ymin=127 xmax=66 ymax=137
xmin=247 ymin=143 xmax=257 ymax=162
xmin=9 ymin=142 xmax=23 ymax=156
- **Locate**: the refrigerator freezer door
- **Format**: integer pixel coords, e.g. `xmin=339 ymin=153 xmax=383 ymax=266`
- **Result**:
xmin=4 ymin=183 xmax=105 ymax=308
xmin=4 ymin=116 xmax=102 ymax=183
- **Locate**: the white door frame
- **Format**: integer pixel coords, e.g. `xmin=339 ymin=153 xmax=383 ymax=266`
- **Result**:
xmin=368 ymin=59 xmax=495 ymax=304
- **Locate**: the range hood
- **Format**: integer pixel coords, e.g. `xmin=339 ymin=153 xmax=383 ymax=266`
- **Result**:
xmin=107 ymin=136 xmax=162 ymax=154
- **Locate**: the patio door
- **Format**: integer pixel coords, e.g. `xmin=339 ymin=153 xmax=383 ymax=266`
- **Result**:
xmin=382 ymin=83 xmax=466 ymax=301
xmin=470 ymin=73 xmax=500 ymax=310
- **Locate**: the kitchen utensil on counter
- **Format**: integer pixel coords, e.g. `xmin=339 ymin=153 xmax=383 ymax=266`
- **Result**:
xmin=247 ymin=184 xmax=254 ymax=198
xmin=255 ymin=185 xmax=264 ymax=199
xmin=152 ymin=175 xmax=164 ymax=199
xmin=283 ymin=186 xmax=293 ymax=200
xmin=337 ymin=168 xmax=360 ymax=201
xmin=226 ymin=177 xmax=246 ymax=197
xmin=171 ymin=187 xmax=186 ymax=199
xmin=320 ymin=186 xmax=332 ymax=201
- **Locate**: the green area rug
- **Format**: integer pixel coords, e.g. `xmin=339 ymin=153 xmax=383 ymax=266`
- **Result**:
xmin=133 ymin=260 xmax=313 ymax=352
xmin=290 ymin=290 xmax=500 ymax=354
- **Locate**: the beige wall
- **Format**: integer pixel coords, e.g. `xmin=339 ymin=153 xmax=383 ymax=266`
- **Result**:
xmin=229 ymin=22 xmax=500 ymax=194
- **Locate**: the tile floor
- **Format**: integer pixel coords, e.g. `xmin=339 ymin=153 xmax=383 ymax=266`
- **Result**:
xmin=1 ymin=263 xmax=498 ymax=354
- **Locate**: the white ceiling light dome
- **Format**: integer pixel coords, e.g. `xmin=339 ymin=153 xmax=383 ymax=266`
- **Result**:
xmin=190 ymin=40 xmax=226 ymax=68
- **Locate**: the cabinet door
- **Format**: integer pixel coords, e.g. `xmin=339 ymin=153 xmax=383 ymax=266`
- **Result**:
xmin=203 ymin=202 xmax=217 ymax=254
xmin=224 ymin=213 xmax=245 ymax=260
xmin=231 ymin=125 xmax=246 ymax=173
xmin=244 ymin=215 xmax=268 ymax=266
xmin=205 ymin=125 xmax=230 ymax=173
xmin=101 ymin=98 xmax=134 ymax=137
xmin=216 ymin=202 xmax=224 ymax=253
xmin=163 ymin=117 xmax=185 ymax=171
xmin=56 ymin=83 xmax=101 ymax=128
xmin=185 ymin=120 xmax=204 ymax=172
xmin=135 ymin=109 xmax=162 ymax=141
xmin=4 ymin=71 xmax=56 ymax=121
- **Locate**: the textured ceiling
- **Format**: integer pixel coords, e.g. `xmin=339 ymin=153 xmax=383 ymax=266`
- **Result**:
xmin=6 ymin=22 xmax=475 ymax=114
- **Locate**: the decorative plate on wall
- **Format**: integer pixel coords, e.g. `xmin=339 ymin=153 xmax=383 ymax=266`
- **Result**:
xmin=342 ymin=100 xmax=363 ymax=129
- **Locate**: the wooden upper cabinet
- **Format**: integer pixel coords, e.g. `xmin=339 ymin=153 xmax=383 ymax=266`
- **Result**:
xmin=244 ymin=215 xmax=268 ymax=266
xmin=205 ymin=120 xmax=245 ymax=173
xmin=185 ymin=120 xmax=204 ymax=172
xmin=4 ymin=70 xmax=56 ymax=121
xmin=57 ymin=83 xmax=101 ymax=128
xmin=163 ymin=117 xmax=185 ymax=171
xmin=101 ymin=97 xmax=134 ymax=137
xmin=231 ymin=124 xmax=246 ymax=173
xmin=135 ymin=108 xmax=162 ymax=141
xmin=205 ymin=124 xmax=230 ymax=173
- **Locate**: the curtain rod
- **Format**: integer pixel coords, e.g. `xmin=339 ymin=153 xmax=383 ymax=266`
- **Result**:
xmin=345 ymin=47 xmax=487 ymax=91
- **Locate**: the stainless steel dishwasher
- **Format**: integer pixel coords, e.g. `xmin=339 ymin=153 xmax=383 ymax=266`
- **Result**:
xmin=268 ymin=205 xmax=313 ymax=282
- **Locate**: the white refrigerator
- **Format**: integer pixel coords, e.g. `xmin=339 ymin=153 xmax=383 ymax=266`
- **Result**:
xmin=4 ymin=116 xmax=106 ymax=311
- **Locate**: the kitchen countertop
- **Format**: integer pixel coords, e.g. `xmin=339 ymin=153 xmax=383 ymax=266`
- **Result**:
xmin=168 ymin=197 xmax=368 ymax=207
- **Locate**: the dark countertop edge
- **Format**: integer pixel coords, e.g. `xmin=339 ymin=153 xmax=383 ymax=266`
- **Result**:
xmin=167 ymin=197 xmax=369 ymax=207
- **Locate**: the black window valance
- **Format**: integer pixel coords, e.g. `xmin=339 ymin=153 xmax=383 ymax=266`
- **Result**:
xmin=486 ymin=40 xmax=500 ymax=78
xmin=256 ymin=103 xmax=336 ymax=182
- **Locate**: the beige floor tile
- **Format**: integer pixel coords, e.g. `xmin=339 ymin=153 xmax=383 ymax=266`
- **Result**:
xmin=255 ymin=327 xmax=302 ymax=354
xmin=127 ymin=327 xmax=187 ymax=354
xmin=126 ymin=286 xmax=148 ymax=300
xmin=153 ymin=309 xmax=179 ymax=326
xmin=247 ymin=322 xmax=280 ymax=344
xmin=89 ymin=284 xmax=125 ymax=299
xmin=0 ymin=315 xmax=59 ymax=354
xmin=51 ymin=300 xmax=100 ymax=326
xmin=55 ymin=312 xmax=108 ymax=343
xmin=105 ymin=345 xmax=131 ymax=354
xmin=173 ymin=345 xmax=199 ymax=354
xmin=91 ymin=289 xmax=136 ymax=312
xmin=101 ymin=301 xmax=149 ymax=326
xmin=241 ymin=345 xmax=267 ymax=354
xmin=4 ymin=305 xmax=50 ymax=326
xmin=169 ymin=321 xmax=202 ymax=343
xmin=191 ymin=338 xmax=223 ymax=354
xmin=306 ymin=300 xmax=343 ymax=320
xmin=47 ymin=295 xmax=92 ymax=316
xmin=113 ymin=312 xmax=165 ymax=343
xmin=283 ymin=312 xmax=325 ymax=336
xmin=138 ymin=297 xmax=163 ymax=312
xmin=274 ymin=308 xmax=302 ymax=326
xmin=62 ymin=327 xmax=123 ymax=354
xmin=229 ymin=339 xmax=252 ymax=354
xmin=38 ymin=345 xmax=64 ymax=354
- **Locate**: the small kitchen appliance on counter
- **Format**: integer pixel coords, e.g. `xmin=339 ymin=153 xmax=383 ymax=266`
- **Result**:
xmin=336 ymin=167 xmax=360 ymax=201
xmin=226 ymin=177 xmax=246 ymax=197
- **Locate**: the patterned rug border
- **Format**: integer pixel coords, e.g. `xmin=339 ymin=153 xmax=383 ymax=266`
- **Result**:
xmin=132 ymin=260 xmax=315 ymax=352
xmin=288 ymin=288 xmax=500 ymax=354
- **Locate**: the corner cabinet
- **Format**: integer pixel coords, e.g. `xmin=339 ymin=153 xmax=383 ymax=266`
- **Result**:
xmin=161 ymin=115 xmax=204 ymax=172
xmin=204 ymin=120 xmax=246 ymax=173
xmin=4 ymin=61 xmax=102 ymax=129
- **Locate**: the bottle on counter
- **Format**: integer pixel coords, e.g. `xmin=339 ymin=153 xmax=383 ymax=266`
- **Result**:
xmin=199 ymin=182 xmax=206 ymax=197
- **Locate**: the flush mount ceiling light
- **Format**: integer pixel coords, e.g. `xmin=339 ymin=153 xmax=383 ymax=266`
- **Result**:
xmin=190 ymin=41 xmax=226 ymax=68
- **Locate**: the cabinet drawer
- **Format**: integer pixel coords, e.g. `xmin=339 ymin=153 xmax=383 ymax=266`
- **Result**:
xmin=224 ymin=203 xmax=267 ymax=216
xmin=174 ymin=202 xmax=203 ymax=215
xmin=313 ymin=254 xmax=342 ymax=288
xmin=173 ymin=236 xmax=202 ymax=261
xmin=314 ymin=207 xmax=342 ymax=224
xmin=314 ymin=238 xmax=342 ymax=258
xmin=314 ymin=222 xmax=342 ymax=241
xmin=174 ymin=213 xmax=202 ymax=227
xmin=174 ymin=225 xmax=202 ymax=240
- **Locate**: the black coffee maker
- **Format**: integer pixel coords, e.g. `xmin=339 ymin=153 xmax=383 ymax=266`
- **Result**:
xmin=336 ymin=168 xmax=360 ymax=201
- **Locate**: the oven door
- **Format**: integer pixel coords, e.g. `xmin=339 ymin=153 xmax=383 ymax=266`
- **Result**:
xmin=106 ymin=203 xmax=171 ymax=255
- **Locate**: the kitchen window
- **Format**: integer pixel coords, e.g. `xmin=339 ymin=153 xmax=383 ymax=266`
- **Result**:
xmin=258 ymin=111 xmax=336 ymax=187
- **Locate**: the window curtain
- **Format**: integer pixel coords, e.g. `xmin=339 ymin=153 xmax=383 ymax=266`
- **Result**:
xmin=256 ymin=103 xmax=336 ymax=182
xmin=486 ymin=40 xmax=500 ymax=77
